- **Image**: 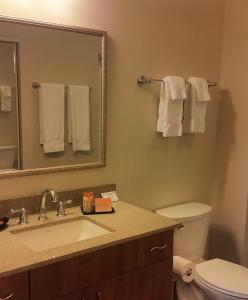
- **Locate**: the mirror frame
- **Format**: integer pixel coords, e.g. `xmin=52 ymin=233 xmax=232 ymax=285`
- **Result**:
xmin=0 ymin=15 xmax=107 ymax=178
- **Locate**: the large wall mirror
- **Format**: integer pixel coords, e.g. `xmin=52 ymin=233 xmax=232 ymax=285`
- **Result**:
xmin=0 ymin=16 xmax=106 ymax=178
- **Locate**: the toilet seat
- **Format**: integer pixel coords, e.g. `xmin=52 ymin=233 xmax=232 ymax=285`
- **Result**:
xmin=194 ymin=259 xmax=248 ymax=299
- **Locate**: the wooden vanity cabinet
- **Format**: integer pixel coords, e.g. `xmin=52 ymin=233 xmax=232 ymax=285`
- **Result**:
xmin=4 ymin=229 xmax=173 ymax=300
xmin=0 ymin=272 xmax=29 ymax=300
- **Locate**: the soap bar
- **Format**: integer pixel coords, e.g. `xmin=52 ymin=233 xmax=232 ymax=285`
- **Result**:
xmin=95 ymin=205 xmax=113 ymax=213
xmin=95 ymin=198 xmax=112 ymax=206
xmin=94 ymin=198 xmax=112 ymax=213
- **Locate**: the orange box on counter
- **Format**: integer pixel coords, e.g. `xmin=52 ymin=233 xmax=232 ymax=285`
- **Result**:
xmin=94 ymin=198 xmax=112 ymax=212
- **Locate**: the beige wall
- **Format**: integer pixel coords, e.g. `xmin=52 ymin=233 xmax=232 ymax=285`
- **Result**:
xmin=210 ymin=0 xmax=248 ymax=267
xmin=0 ymin=1 xmax=224 ymax=214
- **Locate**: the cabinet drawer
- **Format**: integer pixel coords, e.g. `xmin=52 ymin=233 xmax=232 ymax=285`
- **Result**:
xmin=0 ymin=272 xmax=29 ymax=300
xmin=137 ymin=230 xmax=173 ymax=267
xmin=152 ymin=258 xmax=173 ymax=300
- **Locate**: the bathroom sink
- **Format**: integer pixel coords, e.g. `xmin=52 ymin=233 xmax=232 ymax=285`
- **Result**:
xmin=10 ymin=217 xmax=111 ymax=251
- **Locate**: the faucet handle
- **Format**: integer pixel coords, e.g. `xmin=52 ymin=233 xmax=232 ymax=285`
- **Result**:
xmin=10 ymin=208 xmax=29 ymax=225
xmin=56 ymin=200 xmax=72 ymax=217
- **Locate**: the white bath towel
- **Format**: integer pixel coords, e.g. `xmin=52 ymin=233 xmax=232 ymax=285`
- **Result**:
xmin=67 ymin=85 xmax=90 ymax=151
xmin=183 ymin=77 xmax=211 ymax=134
xmin=39 ymin=83 xmax=65 ymax=153
xmin=0 ymin=85 xmax=12 ymax=112
xmin=157 ymin=76 xmax=186 ymax=137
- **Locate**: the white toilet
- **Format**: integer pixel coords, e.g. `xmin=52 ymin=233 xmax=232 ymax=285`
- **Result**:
xmin=156 ymin=202 xmax=248 ymax=300
xmin=0 ymin=145 xmax=17 ymax=171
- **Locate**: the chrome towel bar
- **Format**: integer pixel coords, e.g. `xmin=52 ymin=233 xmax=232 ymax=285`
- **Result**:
xmin=137 ymin=75 xmax=217 ymax=88
xmin=32 ymin=82 xmax=92 ymax=90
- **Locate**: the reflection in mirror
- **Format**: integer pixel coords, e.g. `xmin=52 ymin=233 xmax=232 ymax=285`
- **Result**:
xmin=0 ymin=18 xmax=106 ymax=177
xmin=0 ymin=40 xmax=20 ymax=172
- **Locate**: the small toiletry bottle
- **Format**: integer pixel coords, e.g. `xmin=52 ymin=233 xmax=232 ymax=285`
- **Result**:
xmin=83 ymin=192 xmax=90 ymax=213
xmin=83 ymin=192 xmax=94 ymax=213
xmin=88 ymin=192 xmax=94 ymax=212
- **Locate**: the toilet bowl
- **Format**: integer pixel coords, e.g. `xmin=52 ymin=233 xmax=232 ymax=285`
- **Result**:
xmin=176 ymin=280 xmax=205 ymax=300
xmin=194 ymin=259 xmax=248 ymax=300
xmin=156 ymin=202 xmax=248 ymax=300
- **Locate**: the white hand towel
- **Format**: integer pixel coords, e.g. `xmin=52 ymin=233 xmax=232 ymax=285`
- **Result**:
xmin=157 ymin=76 xmax=186 ymax=137
xmin=67 ymin=85 xmax=90 ymax=151
xmin=183 ymin=77 xmax=211 ymax=134
xmin=39 ymin=83 xmax=65 ymax=153
xmin=1 ymin=85 xmax=11 ymax=97
xmin=0 ymin=85 xmax=12 ymax=112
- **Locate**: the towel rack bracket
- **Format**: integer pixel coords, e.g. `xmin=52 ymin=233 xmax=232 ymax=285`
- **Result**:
xmin=137 ymin=75 xmax=151 ymax=86
xmin=32 ymin=82 xmax=40 ymax=89
xmin=137 ymin=75 xmax=162 ymax=86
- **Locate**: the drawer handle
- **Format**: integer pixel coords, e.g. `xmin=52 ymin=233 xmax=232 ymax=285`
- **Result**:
xmin=150 ymin=244 xmax=168 ymax=252
xmin=97 ymin=292 xmax=102 ymax=300
xmin=0 ymin=294 xmax=14 ymax=300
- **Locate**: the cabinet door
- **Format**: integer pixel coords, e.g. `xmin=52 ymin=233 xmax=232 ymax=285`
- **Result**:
xmin=79 ymin=240 xmax=137 ymax=289
xmin=0 ymin=272 xmax=29 ymax=300
xmin=152 ymin=258 xmax=173 ymax=300
xmin=92 ymin=265 xmax=154 ymax=300
xmin=30 ymin=256 xmax=80 ymax=300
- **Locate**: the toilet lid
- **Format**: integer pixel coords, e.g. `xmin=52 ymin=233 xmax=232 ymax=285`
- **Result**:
xmin=156 ymin=202 xmax=212 ymax=221
xmin=195 ymin=259 xmax=248 ymax=298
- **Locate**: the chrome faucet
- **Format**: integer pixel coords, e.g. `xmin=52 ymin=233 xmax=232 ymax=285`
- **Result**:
xmin=38 ymin=189 xmax=58 ymax=221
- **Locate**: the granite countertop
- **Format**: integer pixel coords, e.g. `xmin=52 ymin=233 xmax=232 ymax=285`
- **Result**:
xmin=0 ymin=201 xmax=180 ymax=279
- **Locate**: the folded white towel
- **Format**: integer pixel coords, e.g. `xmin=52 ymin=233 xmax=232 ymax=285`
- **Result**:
xmin=67 ymin=85 xmax=90 ymax=151
xmin=0 ymin=85 xmax=11 ymax=97
xmin=0 ymin=85 xmax=12 ymax=112
xmin=39 ymin=83 xmax=65 ymax=153
xmin=157 ymin=76 xmax=186 ymax=137
xmin=183 ymin=77 xmax=211 ymax=134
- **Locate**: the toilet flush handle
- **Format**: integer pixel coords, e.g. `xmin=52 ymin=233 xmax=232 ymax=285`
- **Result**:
xmin=178 ymin=224 xmax=185 ymax=230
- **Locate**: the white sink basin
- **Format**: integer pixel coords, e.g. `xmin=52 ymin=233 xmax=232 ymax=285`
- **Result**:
xmin=11 ymin=217 xmax=111 ymax=251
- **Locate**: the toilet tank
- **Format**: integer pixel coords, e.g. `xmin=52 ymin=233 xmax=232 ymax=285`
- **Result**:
xmin=0 ymin=145 xmax=16 ymax=169
xmin=156 ymin=202 xmax=212 ymax=262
